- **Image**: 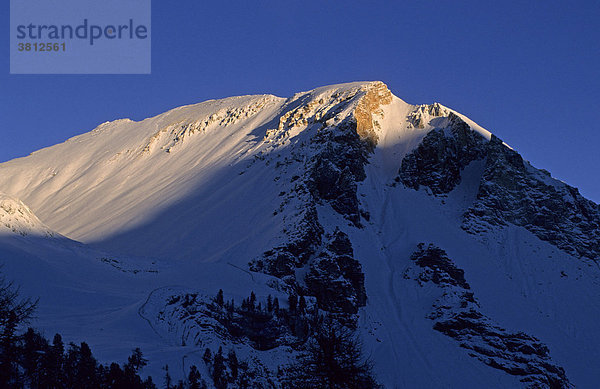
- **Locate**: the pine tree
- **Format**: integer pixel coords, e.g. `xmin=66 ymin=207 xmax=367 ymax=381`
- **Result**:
xmin=288 ymin=316 xmax=381 ymax=389
xmin=202 ymin=348 xmax=212 ymax=365
xmin=163 ymin=364 xmax=172 ymax=389
xmin=126 ymin=347 xmax=148 ymax=373
xmin=212 ymin=347 xmax=227 ymax=389
xmin=120 ymin=348 xmax=148 ymax=388
xmin=216 ymin=289 xmax=224 ymax=307
xmin=188 ymin=365 xmax=202 ymax=389
xmin=298 ymin=296 xmax=307 ymax=313
xmin=21 ymin=328 xmax=48 ymax=388
xmin=288 ymin=294 xmax=297 ymax=314
xmin=0 ymin=311 xmax=20 ymax=386
xmin=0 ymin=272 xmax=37 ymax=387
xmin=45 ymin=333 xmax=65 ymax=388
xmin=172 ymin=380 xmax=185 ymax=389
xmin=249 ymin=292 xmax=256 ymax=311
xmin=144 ymin=375 xmax=157 ymax=389
xmin=104 ymin=362 xmax=124 ymax=388
xmin=77 ymin=342 xmax=99 ymax=388
xmin=227 ymin=349 xmax=238 ymax=381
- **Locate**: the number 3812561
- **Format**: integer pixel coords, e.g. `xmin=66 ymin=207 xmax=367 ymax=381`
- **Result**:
xmin=18 ymin=43 xmax=66 ymax=52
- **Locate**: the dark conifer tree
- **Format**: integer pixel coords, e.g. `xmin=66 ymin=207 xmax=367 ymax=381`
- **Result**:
xmin=0 ymin=271 xmax=37 ymax=387
xmin=21 ymin=328 xmax=49 ymax=388
xmin=212 ymin=347 xmax=227 ymax=389
xmin=172 ymin=380 xmax=185 ymax=389
xmin=228 ymin=349 xmax=239 ymax=381
xmin=216 ymin=289 xmax=224 ymax=307
xmin=126 ymin=347 xmax=148 ymax=373
xmin=202 ymin=348 xmax=212 ymax=365
xmin=77 ymin=342 xmax=99 ymax=389
xmin=104 ymin=362 xmax=124 ymax=388
xmin=163 ymin=364 xmax=172 ymax=389
xmin=46 ymin=333 xmax=65 ymax=388
xmin=188 ymin=365 xmax=202 ymax=389
xmin=298 ymin=296 xmax=307 ymax=313
xmin=288 ymin=294 xmax=297 ymax=314
xmin=249 ymin=292 xmax=256 ymax=311
xmin=241 ymin=298 xmax=249 ymax=311
xmin=288 ymin=316 xmax=381 ymax=389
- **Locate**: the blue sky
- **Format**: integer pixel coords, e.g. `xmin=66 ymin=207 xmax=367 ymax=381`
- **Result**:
xmin=2 ymin=0 xmax=599 ymax=202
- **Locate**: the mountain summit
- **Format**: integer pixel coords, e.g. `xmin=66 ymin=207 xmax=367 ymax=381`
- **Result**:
xmin=0 ymin=81 xmax=598 ymax=388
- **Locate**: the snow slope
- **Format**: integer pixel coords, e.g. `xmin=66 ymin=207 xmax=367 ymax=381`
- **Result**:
xmin=0 ymin=192 xmax=61 ymax=238
xmin=0 ymin=81 xmax=598 ymax=388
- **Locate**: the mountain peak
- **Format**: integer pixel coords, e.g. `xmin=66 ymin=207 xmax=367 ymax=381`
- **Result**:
xmin=0 ymin=81 xmax=486 ymax=246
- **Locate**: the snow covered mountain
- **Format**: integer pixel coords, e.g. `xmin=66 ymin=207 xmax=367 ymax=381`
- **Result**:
xmin=0 ymin=81 xmax=599 ymax=388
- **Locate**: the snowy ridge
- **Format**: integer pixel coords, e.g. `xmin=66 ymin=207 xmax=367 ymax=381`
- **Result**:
xmin=0 ymin=192 xmax=56 ymax=237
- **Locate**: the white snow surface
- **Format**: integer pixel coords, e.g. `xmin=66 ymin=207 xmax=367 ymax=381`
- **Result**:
xmin=0 ymin=81 xmax=598 ymax=387
xmin=0 ymin=192 xmax=56 ymax=237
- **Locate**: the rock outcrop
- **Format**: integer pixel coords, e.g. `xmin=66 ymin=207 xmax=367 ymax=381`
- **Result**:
xmin=463 ymin=135 xmax=600 ymax=260
xmin=251 ymin=82 xmax=393 ymax=317
xmin=406 ymin=244 xmax=571 ymax=389
xmin=399 ymin=113 xmax=488 ymax=195
xmin=303 ymin=228 xmax=367 ymax=314
xmin=354 ymin=81 xmax=393 ymax=149
xmin=399 ymin=110 xmax=600 ymax=260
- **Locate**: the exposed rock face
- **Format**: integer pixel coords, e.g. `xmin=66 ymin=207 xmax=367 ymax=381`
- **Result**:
xmin=409 ymin=243 xmax=470 ymax=289
xmin=407 ymin=103 xmax=450 ymax=129
xmin=399 ymin=112 xmax=600 ymax=260
xmin=141 ymin=96 xmax=279 ymax=155
xmin=250 ymin=206 xmax=323 ymax=282
xmin=303 ymin=228 xmax=367 ymax=314
xmin=353 ymin=81 xmax=393 ymax=149
xmin=399 ymin=113 xmax=488 ymax=195
xmin=307 ymin=119 xmax=369 ymax=226
xmin=463 ymin=136 xmax=600 ymax=260
xmin=406 ymin=244 xmax=571 ymax=389
xmin=250 ymin=83 xmax=392 ymax=317
xmin=251 ymin=219 xmax=366 ymax=315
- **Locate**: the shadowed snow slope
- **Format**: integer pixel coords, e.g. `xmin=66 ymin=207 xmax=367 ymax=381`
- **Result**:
xmin=0 ymin=81 xmax=598 ymax=388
